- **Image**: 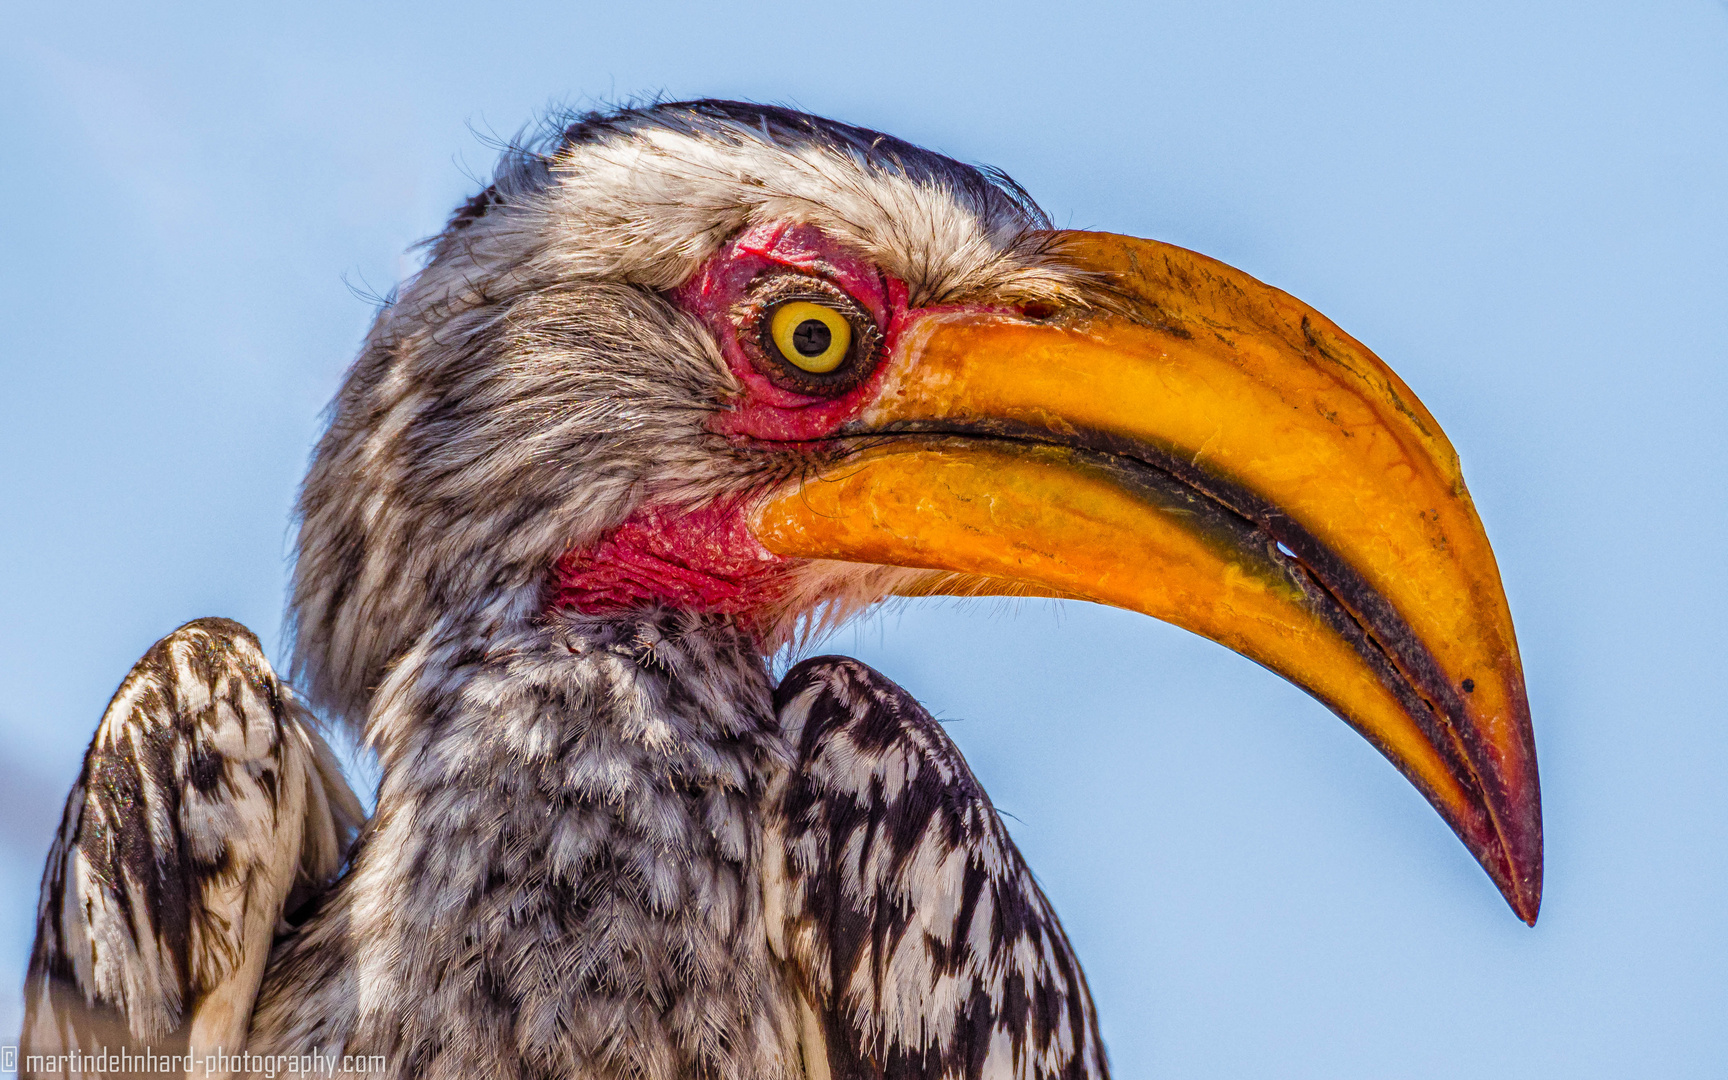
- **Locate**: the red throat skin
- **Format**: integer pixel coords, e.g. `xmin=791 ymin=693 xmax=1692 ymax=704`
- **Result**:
xmin=547 ymin=501 xmax=794 ymax=629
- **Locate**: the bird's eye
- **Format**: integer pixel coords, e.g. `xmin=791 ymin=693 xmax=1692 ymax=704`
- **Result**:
xmin=770 ymin=302 xmax=851 ymax=374
xmin=743 ymin=275 xmax=883 ymax=396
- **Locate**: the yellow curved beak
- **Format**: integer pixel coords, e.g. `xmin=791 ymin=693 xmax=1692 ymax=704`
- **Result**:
xmin=748 ymin=232 xmax=1541 ymax=924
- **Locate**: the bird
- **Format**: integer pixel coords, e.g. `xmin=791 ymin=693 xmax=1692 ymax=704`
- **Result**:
xmin=21 ymin=99 xmax=1541 ymax=1080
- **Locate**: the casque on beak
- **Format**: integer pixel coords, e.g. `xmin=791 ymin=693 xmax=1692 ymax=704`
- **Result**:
xmin=749 ymin=231 xmax=1542 ymax=924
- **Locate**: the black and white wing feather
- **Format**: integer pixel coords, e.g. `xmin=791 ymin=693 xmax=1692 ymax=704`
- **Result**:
xmin=22 ymin=618 xmax=363 ymax=1072
xmin=768 ymin=658 xmax=1109 ymax=1080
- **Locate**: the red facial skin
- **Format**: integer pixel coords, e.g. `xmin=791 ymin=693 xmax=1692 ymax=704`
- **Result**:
xmin=546 ymin=499 xmax=785 ymax=619
xmin=681 ymin=221 xmax=912 ymax=443
xmin=546 ymin=223 xmax=996 ymax=630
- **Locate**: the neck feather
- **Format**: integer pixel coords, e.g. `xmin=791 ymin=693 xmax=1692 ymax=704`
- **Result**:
xmin=266 ymin=610 xmax=802 ymax=1078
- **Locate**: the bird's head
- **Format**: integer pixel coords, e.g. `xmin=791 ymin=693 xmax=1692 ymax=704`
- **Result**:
xmin=293 ymin=100 xmax=1540 ymax=923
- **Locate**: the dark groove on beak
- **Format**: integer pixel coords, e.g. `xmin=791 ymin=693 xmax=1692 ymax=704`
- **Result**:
xmin=826 ymin=417 xmax=1535 ymax=918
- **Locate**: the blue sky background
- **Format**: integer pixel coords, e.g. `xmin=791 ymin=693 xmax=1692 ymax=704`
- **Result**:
xmin=3 ymin=1 xmax=1725 ymax=1075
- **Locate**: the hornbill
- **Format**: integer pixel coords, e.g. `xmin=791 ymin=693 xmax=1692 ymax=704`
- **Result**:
xmin=22 ymin=100 xmax=1541 ymax=1079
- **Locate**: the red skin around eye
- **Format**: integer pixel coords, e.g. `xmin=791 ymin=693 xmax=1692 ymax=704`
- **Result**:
xmin=671 ymin=221 xmax=914 ymax=442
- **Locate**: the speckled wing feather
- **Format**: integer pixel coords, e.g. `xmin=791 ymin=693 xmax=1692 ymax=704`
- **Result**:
xmin=22 ymin=618 xmax=363 ymax=1074
xmin=768 ymin=658 xmax=1109 ymax=1080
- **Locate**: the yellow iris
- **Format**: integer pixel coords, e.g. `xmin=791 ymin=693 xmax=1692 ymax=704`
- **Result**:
xmin=770 ymin=301 xmax=851 ymax=373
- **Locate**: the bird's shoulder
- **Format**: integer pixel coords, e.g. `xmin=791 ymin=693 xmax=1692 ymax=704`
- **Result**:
xmin=767 ymin=654 xmax=1110 ymax=1080
xmin=24 ymin=617 xmax=362 ymax=1063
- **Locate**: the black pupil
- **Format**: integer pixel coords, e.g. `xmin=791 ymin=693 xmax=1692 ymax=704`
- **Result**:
xmin=791 ymin=318 xmax=832 ymax=357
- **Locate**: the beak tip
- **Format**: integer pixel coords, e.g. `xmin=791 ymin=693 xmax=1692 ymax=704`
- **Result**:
xmin=1495 ymin=821 xmax=1543 ymax=926
xmin=1517 ymin=896 xmax=1541 ymax=927
xmin=1520 ymin=870 xmax=1544 ymax=927
xmin=1510 ymin=875 xmax=1542 ymax=926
